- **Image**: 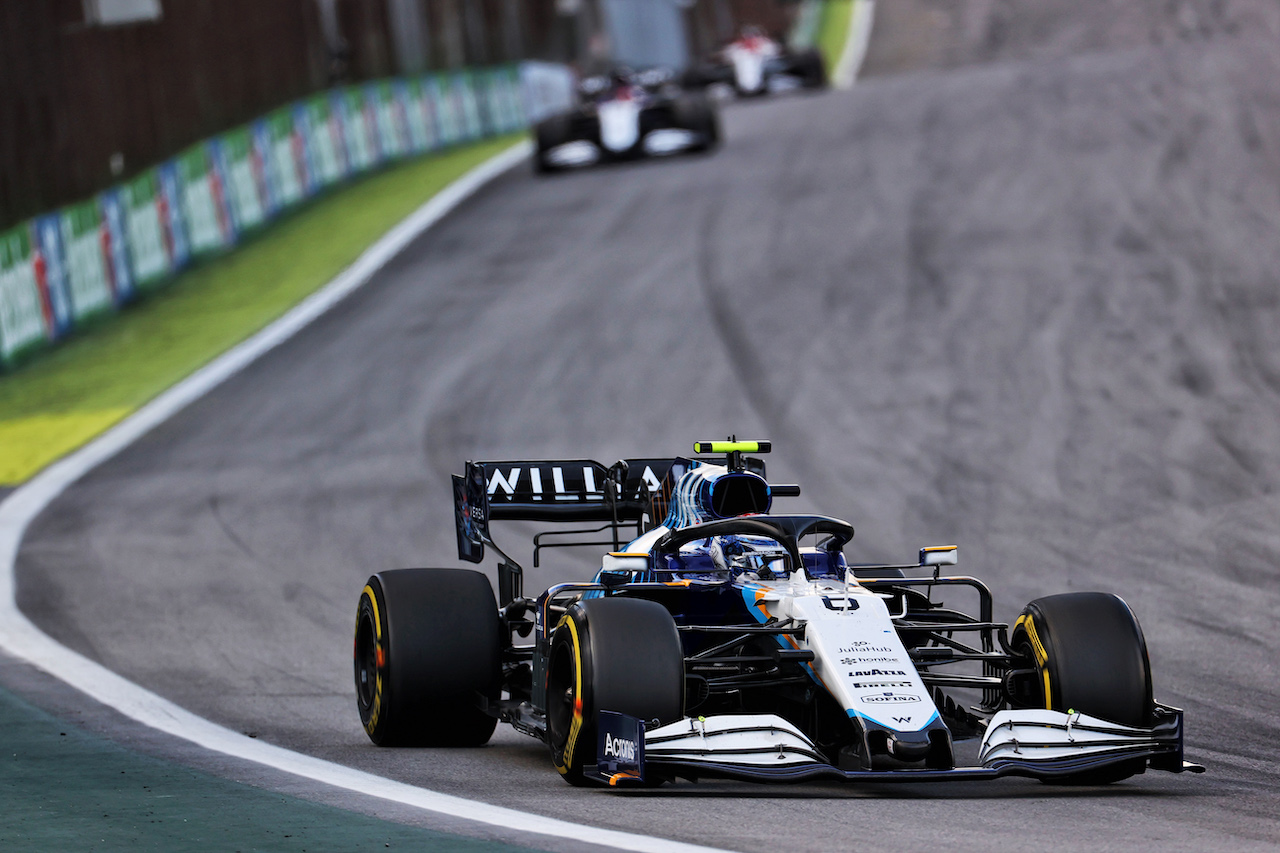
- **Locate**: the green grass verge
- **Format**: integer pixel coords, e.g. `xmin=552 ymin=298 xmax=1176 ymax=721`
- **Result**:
xmin=816 ymin=0 xmax=858 ymax=78
xmin=0 ymin=685 xmax=538 ymax=852
xmin=0 ymin=134 xmax=523 ymax=486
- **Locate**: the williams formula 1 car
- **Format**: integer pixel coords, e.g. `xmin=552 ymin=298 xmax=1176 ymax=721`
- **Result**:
xmin=354 ymin=441 xmax=1203 ymax=787
xmin=684 ymin=28 xmax=826 ymax=97
xmin=533 ymin=68 xmax=719 ymax=173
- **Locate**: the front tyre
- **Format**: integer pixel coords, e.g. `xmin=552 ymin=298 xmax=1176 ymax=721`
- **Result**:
xmin=546 ymin=598 xmax=684 ymax=786
xmin=533 ymin=114 xmax=571 ymax=174
xmin=1011 ymin=591 xmax=1154 ymax=784
xmin=354 ymin=568 xmax=500 ymax=746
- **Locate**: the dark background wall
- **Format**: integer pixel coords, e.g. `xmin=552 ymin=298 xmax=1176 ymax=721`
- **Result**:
xmin=0 ymin=0 xmax=791 ymax=231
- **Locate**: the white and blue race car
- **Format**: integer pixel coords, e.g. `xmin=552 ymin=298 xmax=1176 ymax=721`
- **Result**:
xmin=354 ymin=441 xmax=1203 ymax=787
xmin=532 ymin=69 xmax=719 ymax=173
xmin=684 ymin=29 xmax=826 ymax=98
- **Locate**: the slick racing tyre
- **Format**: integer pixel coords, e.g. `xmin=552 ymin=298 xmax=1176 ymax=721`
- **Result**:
xmin=546 ymin=597 xmax=684 ymax=786
xmin=1011 ymin=592 xmax=1154 ymax=784
xmin=674 ymin=94 xmax=719 ymax=152
xmin=797 ymin=48 xmax=827 ymax=89
xmin=354 ymin=568 xmax=500 ymax=746
xmin=533 ymin=114 xmax=571 ymax=174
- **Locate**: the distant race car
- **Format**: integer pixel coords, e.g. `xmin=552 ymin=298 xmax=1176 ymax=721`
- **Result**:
xmin=532 ymin=68 xmax=719 ymax=173
xmin=685 ymin=28 xmax=826 ymax=97
xmin=353 ymin=440 xmax=1203 ymax=787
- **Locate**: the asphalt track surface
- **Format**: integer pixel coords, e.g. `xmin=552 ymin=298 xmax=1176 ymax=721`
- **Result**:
xmin=13 ymin=3 xmax=1280 ymax=851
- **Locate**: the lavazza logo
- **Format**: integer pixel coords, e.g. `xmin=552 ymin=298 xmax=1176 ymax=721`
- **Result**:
xmin=850 ymin=668 xmax=907 ymax=677
xmin=603 ymin=733 xmax=638 ymax=762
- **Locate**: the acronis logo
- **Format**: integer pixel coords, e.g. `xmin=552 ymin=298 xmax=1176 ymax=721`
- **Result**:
xmin=603 ymin=733 xmax=637 ymax=762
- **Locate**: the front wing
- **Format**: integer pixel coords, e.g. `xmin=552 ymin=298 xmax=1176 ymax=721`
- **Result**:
xmin=587 ymin=705 xmax=1204 ymax=787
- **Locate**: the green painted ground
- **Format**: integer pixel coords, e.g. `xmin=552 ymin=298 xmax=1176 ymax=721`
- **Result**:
xmin=816 ymin=0 xmax=858 ymax=77
xmin=0 ymin=686 xmax=536 ymax=852
xmin=0 ymin=134 xmax=522 ymax=486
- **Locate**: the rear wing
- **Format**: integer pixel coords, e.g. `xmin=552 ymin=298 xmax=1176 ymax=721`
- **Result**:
xmin=452 ymin=455 xmax=770 ymax=561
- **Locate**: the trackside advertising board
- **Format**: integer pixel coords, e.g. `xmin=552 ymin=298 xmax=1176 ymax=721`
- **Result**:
xmin=215 ymin=126 xmax=270 ymax=234
xmin=429 ymin=74 xmax=463 ymax=146
xmin=98 ymin=188 xmax=135 ymax=304
xmin=58 ymin=200 xmax=114 ymax=322
xmin=177 ymin=144 xmax=234 ymax=258
xmin=121 ymin=169 xmax=173 ymax=287
xmin=0 ymin=63 xmax=541 ymax=372
xmin=31 ymin=214 xmax=73 ymax=338
xmin=263 ymin=107 xmax=309 ymax=207
xmin=0 ymin=226 xmax=49 ymax=364
xmin=339 ymin=88 xmax=378 ymax=175
xmin=399 ymin=79 xmax=438 ymax=154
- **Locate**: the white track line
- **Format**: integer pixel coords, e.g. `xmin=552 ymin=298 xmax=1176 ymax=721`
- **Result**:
xmin=833 ymin=0 xmax=876 ymax=90
xmin=0 ymin=139 xmax=734 ymax=853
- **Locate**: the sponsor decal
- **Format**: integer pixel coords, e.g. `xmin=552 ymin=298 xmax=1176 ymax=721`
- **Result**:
xmin=484 ymin=460 xmax=674 ymax=504
xmin=851 ymin=681 xmax=914 ymax=690
xmin=862 ymin=692 xmax=921 ymax=704
xmin=850 ymin=668 xmax=907 ymax=677
xmin=603 ymin=733 xmax=637 ymax=762
xmin=841 ymin=656 xmax=899 ymax=665
xmin=838 ymin=643 xmax=894 ymax=654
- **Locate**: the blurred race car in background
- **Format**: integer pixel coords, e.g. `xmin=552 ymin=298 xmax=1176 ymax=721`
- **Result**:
xmin=685 ymin=27 xmax=826 ymax=97
xmin=532 ymin=68 xmax=719 ymax=173
xmin=353 ymin=440 xmax=1203 ymax=788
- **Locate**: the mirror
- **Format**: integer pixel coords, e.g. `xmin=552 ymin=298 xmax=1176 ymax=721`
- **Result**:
xmin=919 ymin=545 xmax=958 ymax=567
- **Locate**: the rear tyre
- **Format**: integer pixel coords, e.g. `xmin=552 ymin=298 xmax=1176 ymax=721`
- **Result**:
xmin=546 ymin=597 xmax=685 ymax=786
xmin=674 ymin=94 xmax=719 ymax=152
xmin=354 ymin=568 xmax=500 ymax=746
xmin=797 ymin=48 xmax=827 ymax=89
xmin=1011 ymin=592 xmax=1153 ymax=784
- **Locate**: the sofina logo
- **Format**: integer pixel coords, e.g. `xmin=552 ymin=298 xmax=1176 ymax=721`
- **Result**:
xmin=862 ymin=692 xmax=921 ymax=704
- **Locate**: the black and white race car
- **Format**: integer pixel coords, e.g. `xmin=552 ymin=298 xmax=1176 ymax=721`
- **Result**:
xmin=353 ymin=441 xmax=1203 ymax=787
xmin=532 ymin=68 xmax=719 ymax=173
xmin=684 ymin=28 xmax=826 ymax=98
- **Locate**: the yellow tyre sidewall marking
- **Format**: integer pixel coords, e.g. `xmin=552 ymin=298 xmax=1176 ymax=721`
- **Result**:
xmin=1014 ymin=613 xmax=1053 ymax=710
xmin=359 ymin=584 xmax=386 ymax=735
xmin=552 ymin=614 xmax=586 ymax=775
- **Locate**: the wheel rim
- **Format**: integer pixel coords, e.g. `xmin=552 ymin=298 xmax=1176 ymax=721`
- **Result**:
xmin=546 ymin=638 xmax=577 ymax=754
xmin=354 ymin=608 xmax=378 ymax=712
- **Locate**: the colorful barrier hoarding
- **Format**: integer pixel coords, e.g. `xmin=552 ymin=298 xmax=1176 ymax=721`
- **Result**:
xmin=59 ymin=200 xmax=114 ymax=322
xmin=302 ymin=95 xmax=347 ymax=189
xmin=0 ymin=225 xmax=49 ymax=363
xmin=0 ymin=65 xmax=527 ymax=371
xmin=156 ymin=162 xmax=190 ymax=273
xmin=453 ymin=72 xmax=484 ymax=141
xmin=519 ymin=61 xmax=577 ymax=124
xmin=338 ymin=88 xmax=379 ymax=174
xmin=263 ymin=107 xmax=309 ymax=207
xmin=177 ymin=143 xmax=234 ymax=257
xmin=98 ymin=188 xmax=135 ymax=304
xmin=369 ymin=81 xmax=409 ymax=161
xmin=483 ymin=67 xmax=524 ymax=134
xmin=123 ymin=168 xmax=176 ymax=287
xmin=31 ymin=214 xmax=74 ymax=338
xmin=428 ymin=74 xmax=463 ymax=147
xmin=215 ymin=126 xmax=270 ymax=234
xmin=398 ymin=78 xmax=438 ymax=155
